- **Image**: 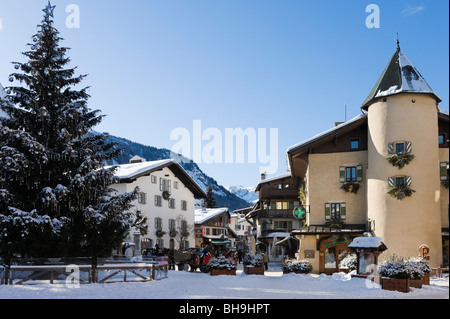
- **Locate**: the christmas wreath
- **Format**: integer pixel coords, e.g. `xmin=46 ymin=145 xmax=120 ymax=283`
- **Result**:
xmin=162 ymin=190 xmax=171 ymax=200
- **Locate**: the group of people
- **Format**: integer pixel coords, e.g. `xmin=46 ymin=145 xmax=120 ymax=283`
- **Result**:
xmin=134 ymin=243 xmax=270 ymax=271
xmin=141 ymin=244 xmax=165 ymax=257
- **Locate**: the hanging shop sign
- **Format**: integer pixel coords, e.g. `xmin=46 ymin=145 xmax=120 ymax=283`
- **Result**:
xmin=293 ymin=206 xmax=307 ymax=220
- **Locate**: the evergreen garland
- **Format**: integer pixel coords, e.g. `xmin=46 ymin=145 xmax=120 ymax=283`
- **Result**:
xmin=386 ymin=153 xmax=415 ymax=169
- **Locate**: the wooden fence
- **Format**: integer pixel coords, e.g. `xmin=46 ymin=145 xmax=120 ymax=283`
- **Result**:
xmin=1 ymin=257 xmax=168 ymax=285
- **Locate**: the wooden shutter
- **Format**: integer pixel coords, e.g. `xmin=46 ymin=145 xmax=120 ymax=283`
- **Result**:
xmin=356 ymin=165 xmax=363 ymax=182
xmin=340 ymin=203 xmax=346 ymax=220
xmin=388 ymin=142 xmax=395 ymax=154
xmin=388 ymin=176 xmax=395 ymax=187
xmin=270 ymin=201 xmax=277 ymax=210
xmin=406 ymin=176 xmax=412 ymax=186
xmin=288 ymin=201 xmax=294 ymax=210
xmin=440 ymin=162 xmax=448 ymax=181
xmin=405 ymin=141 xmax=412 ymax=154
xmin=325 ymin=203 xmax=331 ymax=220
xmin=339 ymin=166 xmax=346 ymax=183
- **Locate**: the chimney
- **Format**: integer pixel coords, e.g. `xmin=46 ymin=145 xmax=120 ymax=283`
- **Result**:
xmin=129 ymin=155 xmax=146 ymax=164
xmin=261 ymin=172 xmax=266 ymax=180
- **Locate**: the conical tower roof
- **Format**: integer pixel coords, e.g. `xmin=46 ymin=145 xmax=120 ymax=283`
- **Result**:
xmin=361 ymin=43 xmax=441 ymax=110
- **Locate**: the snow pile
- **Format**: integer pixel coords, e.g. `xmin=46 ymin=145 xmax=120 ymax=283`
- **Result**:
xmin=0 ymin=263 xmax=448 ymax=299
xmin=207 ymin=256 xmax=236 ymax=270
xmin=282 ymin=259 xmax=313 ymax=274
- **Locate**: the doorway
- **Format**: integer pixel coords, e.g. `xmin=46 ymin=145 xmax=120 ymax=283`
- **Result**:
xmin=319 ymin=238 xmax=352 ymax=275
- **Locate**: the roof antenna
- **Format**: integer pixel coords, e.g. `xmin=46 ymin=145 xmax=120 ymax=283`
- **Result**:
xmin=345 ymin=96 xmax=347 ymax=122
xmin=396 ymin=32 xmax=400 ymax=49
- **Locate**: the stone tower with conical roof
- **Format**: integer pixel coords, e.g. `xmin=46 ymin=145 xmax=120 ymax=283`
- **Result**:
xmin=363 ymin=42 xmax=443 ymax=266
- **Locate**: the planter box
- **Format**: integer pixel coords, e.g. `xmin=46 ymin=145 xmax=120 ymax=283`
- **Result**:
xmin=244 ymin=266 xmax=264 ymax=275
xmin=210 ymin=268 xmax=236 ymax=276
xmin=409 ymin=279 xmax=423 ymax=289
xmin=422 ymin=273 xmax=430 ymax=285
xmin=381 ymin=277 xmax=410 ymax=293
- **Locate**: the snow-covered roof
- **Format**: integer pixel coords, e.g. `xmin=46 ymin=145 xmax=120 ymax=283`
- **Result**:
xmin=194 ymin=207 xmax=229 ymax=224
xmin=106 ymin=158 xmax=206 ymax=199
xmin=259 ymin=232 xmax=290 ymax=239
xmin=361 ymin=45 xmax=441 ymax=110
xmin=287 ymin=113 xmax=366 ymax=154
xmin=108 ymin=159 xmax=173 ymax=179
xmin=348 ymin=236 xmax=387 ymax=250
xmin=255 ymin=172 xmax=292 ymax=191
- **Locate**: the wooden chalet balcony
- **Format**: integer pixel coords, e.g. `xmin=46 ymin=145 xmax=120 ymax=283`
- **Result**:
xmin=259 ymin=188 xmax=299 ymax=199
xmin=252 ymin=209 xmax=295 ymax=219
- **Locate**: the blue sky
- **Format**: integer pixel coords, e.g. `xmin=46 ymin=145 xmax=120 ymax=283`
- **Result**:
xmin=1 ymin=0 xmax=449 ymax=187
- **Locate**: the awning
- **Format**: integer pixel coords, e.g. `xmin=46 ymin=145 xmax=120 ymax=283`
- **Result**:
xmin=211 ymin=240 xmax=231 ymax=245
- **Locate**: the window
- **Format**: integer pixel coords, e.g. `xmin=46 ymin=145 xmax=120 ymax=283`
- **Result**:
xmin=155 ymin=217 xmax=162 ymax=230
xmin=278 ymin=184 xmax=283 ymax=189
xmin=151 ymin=175 xmax=157 ymax=183
xmin=388 ymin=175 xmax=411 ymax=188
xmin=137 ymin=192 xmax=147 ymax=204
xmin=274 ymin=220 xmax=293 ymax=231
xmin=154 ymin=195 xmax=162 ymax=207
xmin=395 ymin=177 xmax=405 ymax=188
xmin=174 ymin=181 xmax=179 ymax=189
xmin=395 ymin=143 xmax=405 ymax=154
xmin=160 ymin=178 xmax=171 ymax=192
xmin=325 ymin=202 xmax=346 ymax=220
xmin=330 ymin=203 xmax=341 ymax=220
xmin=340 ymin=165 xmax=363 ymax=183
xmin=440 ymin=162 xmax=449 ymax=181
xmin=169 ymin=219 xmax=175 ymax=231
xmin=181 ymin=200 xmax=187 ymax=211
xmin=388 ymin=141 xmax=412 ymax=154
xmin=439 ymin=134 xmax=447 ymax=146
xmin=350 ymin=138 xmax=360 ymax=150
xmin=345 ymin=167 xmax=357 ymax=182
xmin=169 ymin=198 xmax=175 ymax=209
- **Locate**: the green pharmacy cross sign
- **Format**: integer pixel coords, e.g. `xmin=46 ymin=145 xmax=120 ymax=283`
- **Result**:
xmin=293 ymin=206 xmax=307 ymax=220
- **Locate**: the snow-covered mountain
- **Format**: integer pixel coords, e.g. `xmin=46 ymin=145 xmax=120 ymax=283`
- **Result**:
xmin=226 ymin=185 xmax=258 ymax=204
xmin=96 ymin=133 xmax=252 ymax=212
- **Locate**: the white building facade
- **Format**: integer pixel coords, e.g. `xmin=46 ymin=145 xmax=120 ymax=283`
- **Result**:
xmin=109 ymin=156 xmax=206 ymax=256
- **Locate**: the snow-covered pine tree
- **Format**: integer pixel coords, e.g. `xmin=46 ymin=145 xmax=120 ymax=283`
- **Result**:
xmin=0 ymin=3 xmax=143 ymax=261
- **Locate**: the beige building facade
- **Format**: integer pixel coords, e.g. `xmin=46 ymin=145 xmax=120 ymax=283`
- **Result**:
xmin=287 ymin=44 xmax=449 ymax=273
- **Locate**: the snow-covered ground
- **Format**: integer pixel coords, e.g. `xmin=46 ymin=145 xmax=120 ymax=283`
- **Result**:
xmin=0 ymin=263 xmax=448 ymax=299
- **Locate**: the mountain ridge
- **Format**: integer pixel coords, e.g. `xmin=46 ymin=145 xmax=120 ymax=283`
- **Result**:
xmin=96 ymin=132 xmax=252 ymax=212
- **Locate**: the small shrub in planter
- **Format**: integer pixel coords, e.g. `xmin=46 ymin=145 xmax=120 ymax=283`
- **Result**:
xmin=379 ymin=257 xmax=414 ymax=293
xmin=207 ymin=256 xmax=236 ymax=276
xmin=407 ymin=257 xmax=431 ymax=286
xmin=282 ymin=259 xmax=312 ymax=274
xmin=243 ymin=254 xmax=264 ymax=275
xmin=339 ymin=253 xmax=357 ymax=272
